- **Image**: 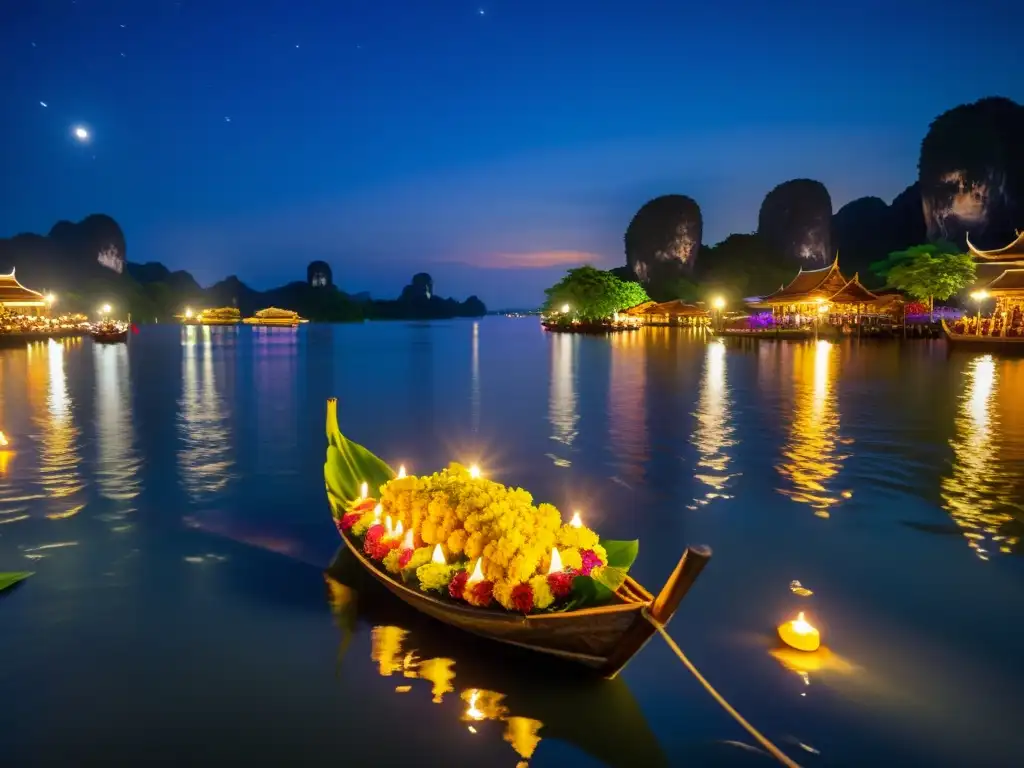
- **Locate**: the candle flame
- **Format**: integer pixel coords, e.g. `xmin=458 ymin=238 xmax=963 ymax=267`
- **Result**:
xmin=398 ymin=465 xmax=406 ymax=478
xmin=569 ymin=511 xmax=582 ymax=528
xmin=467 ymin=557 xmax=484 ymax=585
xmin=394 ymin=520 xmax=404 ymax=538
xmin=469 ymin=464 xmax=481 ymax=479
xmin=547 ymin=547 xmax=563 ymax=574
xmin=401 ymin=529 xmax=414 ymax=549
xmin=385 ymin=515 xmax=393 ymax=536
xmin=431 ymin=544 xmax=447 ymax=565
xmin=359 ymin=482 xmax=368 ymax=499
xmin=792 ymin=612 xmax=815 ymax=635
xmin=0 ymin=431 xmax=8 ymax=448
xmin=373 ymin=503 xmax=382 ymax=522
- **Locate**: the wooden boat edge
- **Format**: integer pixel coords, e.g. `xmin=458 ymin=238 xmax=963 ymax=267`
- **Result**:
xmin=941 ymin=317 xmax=1024 ymax=344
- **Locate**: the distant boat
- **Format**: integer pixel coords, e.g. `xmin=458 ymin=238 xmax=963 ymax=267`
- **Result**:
xmin=91 ymin=320 xmax=128 ymax=344
xmin=941 ymin=318 xmax=1024 ymax=351
xmin=242 ymin=307 xmax=307 ymax=327
xmin=194 ymin=307 xmax=242 ymax=326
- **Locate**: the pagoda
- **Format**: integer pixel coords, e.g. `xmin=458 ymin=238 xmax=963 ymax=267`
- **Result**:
xmin=966 ymin=230 xmax=1024 ymax=334
xmin=0 ymin=269 xmax=48 ymax=315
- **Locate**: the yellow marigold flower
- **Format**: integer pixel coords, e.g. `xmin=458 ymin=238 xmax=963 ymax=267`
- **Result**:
xmin=591 ymin=543 xmax=608 ymax=566
xmin=404 ymin=546 xmax=433 ymax=573
xmin=464 ymin=531 xmax=486 ymax=559
xmin=482 ymin=556 xmax=505 ymax=582
xmin=446 ymin=529 xmax=468 ymax=556
xmin=507 ymin=551 xmax=540 ymax=583
xmin=556 ymin=524 xmax=599 ymax=551
xmin=492 ymin=579 xmax=517 ymax=610
xmin=416 ymin=562 xmax=454 ymax=591
xmin=383 ymin=549 xmax=402 ymax=574
xmin=420 ymin=519 xmax=438 ymax=545
xmin=529 ymin=575 xmax=554 ymax=610
xmin=544 ymin=547 xmax=580 ymax=573
xmin=351 ymin=509 xmax=377 ymax=537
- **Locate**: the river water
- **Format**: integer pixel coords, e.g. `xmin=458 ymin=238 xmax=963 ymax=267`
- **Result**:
xmin=1 ymin=321 xmax=1022 ymax=766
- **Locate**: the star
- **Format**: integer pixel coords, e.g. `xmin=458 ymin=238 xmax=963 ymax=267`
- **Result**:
xmin=40 ymin=101 xmax=48 ymax=108
xmin=478 ymin=8 xmax=485 ymax=15
xmin=73 ymin=126 xmax=89 ymax=141
xmin=224 ymin=116 xmax=231 ymax=122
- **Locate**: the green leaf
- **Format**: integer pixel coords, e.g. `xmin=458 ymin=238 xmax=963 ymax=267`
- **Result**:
xmin=0 ymin=572 xmax=33 ymax=593
xmin=593 ymin=565 xmax=628 ymax=592
xmin=569 ymin=574 xmax=613 ymax=607
xmin=323 ymin=398 xmax=396 ymax=506
xmin=600 ymin=539 xmax=639 ymax=570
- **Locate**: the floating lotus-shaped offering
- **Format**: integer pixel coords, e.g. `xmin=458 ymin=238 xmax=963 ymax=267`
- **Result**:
xmin=323 ymin=398 xmax=711 ymax=677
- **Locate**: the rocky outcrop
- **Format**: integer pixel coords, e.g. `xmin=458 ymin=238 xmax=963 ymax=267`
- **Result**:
xmin=624 ymin=195 xmax=702 ymax=285
xmin=831 ymin=187 xmax=929 ymax=284
xmin=757 ymin=179 xmax=833 ymax=268
xmin=919 ymin=96 xmax=1024 ymax=249
xmin=307 ymin=260 xmax=332 ymax=288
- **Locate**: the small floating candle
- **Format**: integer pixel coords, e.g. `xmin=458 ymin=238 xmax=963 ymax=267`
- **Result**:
xmin=778 ymin=611 xmax=820 ymax=652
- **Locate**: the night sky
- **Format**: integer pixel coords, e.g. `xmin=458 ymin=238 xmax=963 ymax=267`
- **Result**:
xmin=4 ymin=1 xmax=1022 ymax=307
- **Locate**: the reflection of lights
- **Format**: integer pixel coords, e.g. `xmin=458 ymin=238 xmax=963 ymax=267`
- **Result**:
xmin=94 ymin=343 xmax=141 ymax=504
xmin=778 ymin=341 xmax=844 ymax=515
xmin=548 ymin=332 xmax=578 ymax=463
xmin=691 ymin=339 xmax=736 ymax=504
xmin=178 ymin=330 xmax=234 ymax=500
xmin=940 ymin=354 xmax=1020 ymax=560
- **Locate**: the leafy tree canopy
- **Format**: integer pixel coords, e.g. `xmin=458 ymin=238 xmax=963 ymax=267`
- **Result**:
xmin=542 ymin=266 xmax=650 ymax=321
xmin=872 ymin=243 xmax=975 ymax=309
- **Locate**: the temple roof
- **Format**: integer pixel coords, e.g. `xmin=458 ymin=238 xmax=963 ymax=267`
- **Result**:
xmin=829 ymin=274 xmax=878 ymax=303
xmin=642 ymin=299 xmax=708 ymax=317
xmin=760 ymin=256 xmax=847 ymax=303
xmin=986 ymin=269 xmax=1024 ymax=294
xmin=0 ymin=270 xmax=46 ymax=306
xmin=966 ymin=230 xmax=1024 ymax=261
xmin=621 ymin=301 xmax=657 ymax=316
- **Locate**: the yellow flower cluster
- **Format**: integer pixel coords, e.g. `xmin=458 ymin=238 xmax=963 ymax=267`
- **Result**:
xmin=374 ymin=463 xmax=604 ymax=611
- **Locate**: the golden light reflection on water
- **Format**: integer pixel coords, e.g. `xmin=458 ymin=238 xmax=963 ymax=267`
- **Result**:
xmin=471 ymin=322 xmax=480 ymax=435
xmin=607 ymin=330 xmax=648 ymax=484
xmin=254 ymin=330 xmax=297 ymax=475
xmin=940 ymin=355 xmax=1024 ymax=559
xmin=689 ymin=340 xmax=736 ymax=508
xmin=94 ymin=343 xmax=141 ymax=507
xmin=179 ymin=326 xmax=235 ymax=500
xmin=36 ymin=340 xmax=85 ymax=513
xmin=777 ymin=341 xmax=848 ymax=516
xmin=547 ymin=332 xmax=578 ymax=466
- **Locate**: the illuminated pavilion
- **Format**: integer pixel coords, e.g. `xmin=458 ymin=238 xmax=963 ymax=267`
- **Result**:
xmin=967 ymin=231 xmax=1024 ymax=333
xmin=751 ymin=256 xmax=894 ymax=329
xmin=0 ymin=269 xmax=48 ymax=316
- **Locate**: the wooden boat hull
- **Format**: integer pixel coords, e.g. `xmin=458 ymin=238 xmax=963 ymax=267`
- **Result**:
xmin=91 ymin=330 xmax=128 ymax=344
xmin=332 ymin=498 xmax=709 ymax=677
xmin=942 ymin=318 xmax=1024 ymax=352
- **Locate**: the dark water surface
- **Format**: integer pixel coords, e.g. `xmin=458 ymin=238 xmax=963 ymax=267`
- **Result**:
xmin=1 ymin=322 xmax=1023 ymax=766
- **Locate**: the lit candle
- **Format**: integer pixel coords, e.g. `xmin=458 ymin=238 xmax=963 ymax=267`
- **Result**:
xmin=373 ymin=503 xmax=382 ymax=523
xmin=0 ymin=431 xmax=8 ymax=448
xmin=394 ymin=520 xmax=404 ymax=538
xmin=431 ymin=544 xmax=447 ymax=565
xmin=547 ymin=547 xmax=563 ymax=574
xmin=469 ymin=464 xmax=481 ymax=479
xmin=385 ymin=515 xmax=393 ymax=537
xmin=466 ymin=557 xmax=484 ymax=586
xmin=778 ymin=611 xmax=821 ymax=652
xmin=569 ymin=511 xmax=582 ymax=528
xmin=359 ymin=482 xmax=368 ymax=500
xmin=401 ymin=529 xmax=414 ymax=550
xmin=398 ymin=465 xmax=407 ymax=479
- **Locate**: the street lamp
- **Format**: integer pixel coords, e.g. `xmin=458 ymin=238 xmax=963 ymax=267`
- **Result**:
xmin=184 ymin=307 xmax=194 ymax=320
xmin=710 ymin=296 xmax=725 ymax=332
xmin=561 ymin=303 xmax=571 ymax=314
xmin=969 ymin=289 xmax=990 ymax=336
xmin=45 ymin=293 xmax=56 ymax=306
xmin=99 ymin=303 xmax=111 ymax=317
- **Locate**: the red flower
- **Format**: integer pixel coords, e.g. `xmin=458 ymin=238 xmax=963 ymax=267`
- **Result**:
xmin=467 ymin=580 xmax=494 ymax=608
xmin=448 ymin=571 xmax=469 ymax=600
xmin=399 ymin=548 xmax=414 ymax=570
xmin=511 ymin=583 xmax=534 ymax=614
xmin=580 ymin=549 xmax=603 ymax=576
xmin=547 ymin=571 xmax=574 ymax=600
xmin=340 ymin=512 xmax=362 ymax=531
xmin=365 ymin=524 xmax=385 ymax=544
xmin=352 ymin=498 xmax=376 ymax=514
xmin=363 ymin=524 xmax=391 ymax=559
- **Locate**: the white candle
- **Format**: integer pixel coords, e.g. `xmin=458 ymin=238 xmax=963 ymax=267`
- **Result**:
xmin=401 ymin=529 xmax=414 ymax=549
xmin=547 ymin=547 xmax=564 ymax=574
xmin=385 ymin=515 xmax=393 ymax=537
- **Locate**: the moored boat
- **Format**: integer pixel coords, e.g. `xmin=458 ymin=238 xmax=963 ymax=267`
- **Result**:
xmin=242 ymin=307 xmax=307 ymax=327
xmin=941 ymin=318 xmax=1024 ymax=351
xmin=90 ymin=320 xmax=128 ymax=344
xmin=324 ymin=398 xmax=710 ymax=677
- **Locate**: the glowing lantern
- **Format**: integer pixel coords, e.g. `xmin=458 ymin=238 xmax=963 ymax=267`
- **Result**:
xmin=398 ymin=465 xmax=406 ymax=478
xmin=401 ymin=529 xmax=414 ymax=549
xmin=569 ymin=511 xmax=582 ymax=528
xmin=778 ymin=611 xmax=821 ymax=652
xmin=469 ymin=464 xmax=481 ymax=479
xmin=431 ymin=544 xmax=447 ymax=565
xmin=466 ymin=557 xmax=484 ymax=586
xmin=359 ymin=482 xmax=368 ymax=500
xmin=547 ymin=547 xmax=563 ymax=574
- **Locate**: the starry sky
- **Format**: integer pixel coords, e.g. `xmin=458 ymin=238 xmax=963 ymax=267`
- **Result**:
xmin=3 ymin=0 xmax=1022 ymax=307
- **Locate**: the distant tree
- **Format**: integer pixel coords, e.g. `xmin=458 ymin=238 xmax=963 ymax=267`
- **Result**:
xmin=696 ymin=233 xmax=801 ymax=300
xmin=872 ymin=243 xmax=975 ymax=317
xmin=542 ymin=266 xmax=650 ymax=321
